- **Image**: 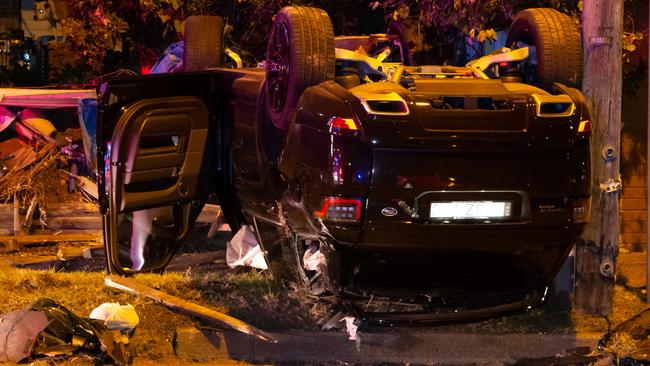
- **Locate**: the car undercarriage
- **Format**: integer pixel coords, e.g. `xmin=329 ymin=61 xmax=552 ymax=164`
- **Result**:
xmin=97 ymin=6 xmax=591 ymax=323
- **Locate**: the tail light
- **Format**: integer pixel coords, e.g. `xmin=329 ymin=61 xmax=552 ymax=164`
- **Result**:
xmin=314 ymin=196 xmax=362 ymax=223
xmin=578 ymin=120 xmax=591 ymax=134
xmin=572 ymin=197 xmax=591 ymax=224
xmin=328 ymin=117 xmax=359 ymax=135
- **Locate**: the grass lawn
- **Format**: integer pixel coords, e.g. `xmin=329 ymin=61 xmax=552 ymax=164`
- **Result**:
xmin=0 ymin=248 xmax=648 ymax=364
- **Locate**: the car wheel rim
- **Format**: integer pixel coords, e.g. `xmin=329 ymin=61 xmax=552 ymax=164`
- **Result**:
xmin=266 ymin=22 xmax=290 ymax=113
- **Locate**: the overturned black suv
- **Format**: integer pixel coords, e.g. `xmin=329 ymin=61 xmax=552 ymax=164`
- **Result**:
xmin=97 ymin=6 xmax=591 ymax=323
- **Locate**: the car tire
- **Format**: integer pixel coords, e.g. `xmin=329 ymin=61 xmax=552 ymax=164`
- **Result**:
xmin=265 ymin=6 xmax=335 ymax=130
xmin=183 ymin=15 xmax=224 ymax=72
xmin=506 ymin=8 xmax=582 ymax=88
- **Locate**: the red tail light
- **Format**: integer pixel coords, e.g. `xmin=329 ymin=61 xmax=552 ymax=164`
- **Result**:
xmin=578 ymin=120 xmax=591 ymax=134
xmin=314 ymin=197 xmax=362 ymax=223
xmin=328 ymin=117 xmax=358 ymax=134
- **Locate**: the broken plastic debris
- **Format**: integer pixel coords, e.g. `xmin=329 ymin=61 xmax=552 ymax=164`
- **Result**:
xmin=226 ymin=225 xmax=268 ymax=270
xmin=89 ymin=303 xmax=140 ymax=331
xmin=303 ymin=241 xmax=326 ymax=272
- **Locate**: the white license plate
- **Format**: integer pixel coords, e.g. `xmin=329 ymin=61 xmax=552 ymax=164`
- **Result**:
xmin=429 ymin=201 xmax=512 ymax=219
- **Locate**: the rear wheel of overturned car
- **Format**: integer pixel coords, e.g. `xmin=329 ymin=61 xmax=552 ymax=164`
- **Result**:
xmin=506 ymin=8 xmax=582 ymax=88
xmin=265 ymin=6 xmax=335 ymax=130
xmin=183 ymin=15 xmax=224 ymax=72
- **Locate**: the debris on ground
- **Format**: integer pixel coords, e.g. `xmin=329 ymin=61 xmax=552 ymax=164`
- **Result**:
xmin=340 ymin=315 xmax=362 ymax=351
xmin=0 ymin=102 xmax=97 ymax=235
xmin=105 ymin=274 xmax=278 ymax=343
xmin=0 ymin=297 xmax=134 ymax=365
xmin=0 ymin=310 xmax=49 ymax=362
xmin=0 ymin=128 xmax=89 ymax=232
xmin=89 ymin=303 xmax=140 ymax=331
xmin=226 ymin=225 xmax=268 ymax=270
xmin=600 ymin=306 xmax=650 ymax=363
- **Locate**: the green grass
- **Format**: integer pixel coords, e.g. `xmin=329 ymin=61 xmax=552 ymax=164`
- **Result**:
xmin=0 ymin=269 xmax=198 ymax=362
xmin=0 ymin=266 xmax=315 ymax=364
xmin=1 ymin=259 xmax=649 ymax=364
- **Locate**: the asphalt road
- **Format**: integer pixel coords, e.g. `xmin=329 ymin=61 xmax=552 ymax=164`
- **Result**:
xmin=217 ymin=329 xmax=601 ymax=365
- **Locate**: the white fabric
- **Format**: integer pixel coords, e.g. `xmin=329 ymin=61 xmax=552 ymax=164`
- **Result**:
xmin=226 ymin=225 xmax=268 ymax=270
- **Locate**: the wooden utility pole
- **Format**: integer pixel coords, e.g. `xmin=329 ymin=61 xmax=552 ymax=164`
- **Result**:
xmin=647 ymin=3 xmax=650 ymax=304
xmin=574 ymin=0 xmax=623 ymax=315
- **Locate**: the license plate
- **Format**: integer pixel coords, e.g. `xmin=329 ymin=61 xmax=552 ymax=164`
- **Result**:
xmin=429 ymin=201 xmax=512 ymax=219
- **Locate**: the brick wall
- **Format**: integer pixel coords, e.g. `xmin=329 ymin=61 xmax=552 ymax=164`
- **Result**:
xmin=620 ymin=77 xmax=648 ymax=250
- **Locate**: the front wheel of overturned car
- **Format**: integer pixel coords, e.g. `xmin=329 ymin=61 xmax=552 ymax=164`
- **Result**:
xmin=264 ymin=6 xmax=335 ymax=130
xmin=506 ymin=8 xmax=582 ymax=88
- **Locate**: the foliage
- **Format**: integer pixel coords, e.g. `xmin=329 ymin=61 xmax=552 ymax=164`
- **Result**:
xmin=49 ymin=0 xmax=645 ymax=86
xmin=370 ymin=0 xmax=585 ymax=64
xmin=621 ymin=1 xmax=647 ymax=97
xmin=57 ymin=9 xmax=128 ymax=76
xmin=51 ymin=0 xmax=222 ymax=82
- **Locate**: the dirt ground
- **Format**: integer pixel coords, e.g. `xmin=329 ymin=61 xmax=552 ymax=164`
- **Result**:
xmin=0 ymin=231 xmax=648 ymax=365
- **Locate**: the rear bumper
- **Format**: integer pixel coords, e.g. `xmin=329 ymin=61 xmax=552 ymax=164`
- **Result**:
xmin=327 ymin=219 xmax=583 ymax=320
xmin=358 ymin=220 xmax=584 ymax=250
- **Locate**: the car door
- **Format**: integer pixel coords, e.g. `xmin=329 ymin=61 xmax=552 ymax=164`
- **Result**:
xmin=97 ymin=72 xmax=244 ymax=274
